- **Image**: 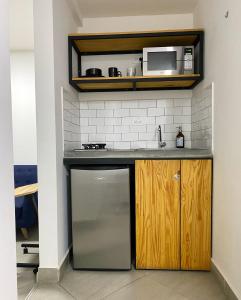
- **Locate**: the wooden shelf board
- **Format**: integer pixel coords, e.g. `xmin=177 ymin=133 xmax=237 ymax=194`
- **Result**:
xmin=69 ymin=28 xmax=204 ymax=37
xmin=69 ymin=29 xmax=203 ymax=54
xmin=73 ymin=74 xmax=200 ymax=81
xmin=73 ymin=74 xmax=200 ymax=91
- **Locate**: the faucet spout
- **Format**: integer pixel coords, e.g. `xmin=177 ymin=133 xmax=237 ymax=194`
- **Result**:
xmin=158 ymin=125 xmax=166 ymax=148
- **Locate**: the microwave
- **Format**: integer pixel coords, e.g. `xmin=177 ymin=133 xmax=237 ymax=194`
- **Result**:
xmin=143 ymin=46 xmax=194 ymax=76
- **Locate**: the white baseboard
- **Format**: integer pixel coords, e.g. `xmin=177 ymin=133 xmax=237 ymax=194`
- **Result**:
xmin=37 ymin=247 xmax=70 ymax=283
xmin=211 ymin=259 xmax=239 ymax=300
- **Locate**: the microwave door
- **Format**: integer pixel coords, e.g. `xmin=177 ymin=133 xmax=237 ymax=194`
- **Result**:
xmin=143 ymin=47 xmax=183 ymax=76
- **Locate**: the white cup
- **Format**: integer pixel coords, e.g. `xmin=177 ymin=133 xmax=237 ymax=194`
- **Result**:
xmin=127 ymin=67 xmax=136 ymax=77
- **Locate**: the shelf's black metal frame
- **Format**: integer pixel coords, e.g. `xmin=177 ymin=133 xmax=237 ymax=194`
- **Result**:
xmin=68 ymin=30 xmax=204 ymax=93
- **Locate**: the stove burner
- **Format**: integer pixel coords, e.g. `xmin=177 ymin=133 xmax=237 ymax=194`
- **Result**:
xmin=82 ymin=143 xmax=106 ymax=150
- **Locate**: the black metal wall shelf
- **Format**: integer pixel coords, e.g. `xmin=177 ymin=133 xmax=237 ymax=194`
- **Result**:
xmin=68 ymin=29 xmax=204 ymax=92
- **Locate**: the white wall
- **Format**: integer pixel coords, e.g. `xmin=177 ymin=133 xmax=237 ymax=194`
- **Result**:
xmin=79 ymin=14 xmax=193 ymax=33
xmin=53 ymin=0 xmax=79 ymax=266
xmin=10 ymin=51 xmax=37 ymax=165
xmin=34 ymin=0 xmax=78 ymax=269
xmin=9 ymin=0 xmax=34 ymax=50
xmin=0 ymin=0 xmax=17 ymax=299
xmin=194 ymin=0 xmax=241 ymax=298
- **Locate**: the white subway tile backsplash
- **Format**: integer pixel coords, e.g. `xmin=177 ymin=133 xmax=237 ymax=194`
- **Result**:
xmin=157 ymin=99 xmax=174 ymax=107
xmin=165 ymin=107 xmax=183 ymax=116
xmin=114 ymin=125 xmax=130 ymax=133
xmin=122 ymin=132 xmax=138 ymax=141
xmin=174 ymin=115 xmax=191 ymax=124
xmin=89 ymin=118 xmax=105 ymax=126
xmin=81 ymin=126 xmax=96 ymax=134
xmin=191 ymin=84 xmax=212 ymax=150
xmin=64 ymin=131 xmax=71 ymax=141
xmin=105 ymin=101 xmax=122 ymax=109
xmin=122 ymin=116 xmax=155 ymax=125
xmin=146 ymin=141 xmax=159 ymax=148
xmin=97 ymin=125 xmax=113 ymax=133
xmin=148 ymin=108 xmax=165 ymax=116
xmin=64 ymin=96 xmax=193 ymax=151
xmin=89 ymin=134 xmax=106 ymax=142
xmin=121 ymin=100 xmax=138 ymax=108
xmin=88 ymin=101 xmax=105 ymax=109
xmin=138 ymin=100 xmax=156 ymax=108
xmin=174 ymin=99 xmax=191 ymax=107
xmin=129 ymin=125 xmax=146 ymax=133
xmin=130 ymin=109 xmax=147 ymax=117
xmin=165 ymin=124 xmax=178 ymax=133
xmin=182 ymin=107 xmax=192 ymax=116
xmin=185 ymin=141 xmax=192 ymax=148
xmin=163 ymin=132 xmax=176 ymax=141
xmin=79 ymin=118 xmax=88 ymax=126
xmin=105 ymin=133 xmax=121 ymax=141
xmin=63 ymin=89 xmax=80 ymax=151
xmin=80 ymin=110 xmax=96 ymax=118
xmin=97 ymin=109 xmax=113 ymax=117
xmin=146 ymin=125 xmax=157 ymax=132
xmin=79 ymin=102 xmax=88 ymax=109
xmin=114 ymin=141 xmax=130 ymax=149
xmin=72 ymin=117 xmax=80 ymax=125
xmin=105 ymin=118 xmax=121 ymax=126
xmin=183 ymin=131 xmax=191 ymax=141
xmin=156 ymin=116 xmax=173 ymax=124
xmin=114 ymin=109 xmax=129 ymax=117
xmin=131 ymin=141 xmax=147 ymax=149
xmin=80 ymin=134 xmax=88 ymax=143
xmin=106 ymin=142 xmax=114 ymax=149
xmin=63 ymin=110 xmax=71 ymax=122
xmin=139 ymin=132 xmax=156 ymax=141
xmin=165 ymin=141 xmax=176 ymax=149
xmin=181 ymin=123 xmax=192 ymax=132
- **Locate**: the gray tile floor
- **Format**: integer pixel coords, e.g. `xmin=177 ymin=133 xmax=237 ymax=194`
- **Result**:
xmin=19 ymin=264 xmax=227 ymax=300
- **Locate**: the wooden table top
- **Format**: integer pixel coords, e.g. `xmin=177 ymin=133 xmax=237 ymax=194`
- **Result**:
xmin=15 ymin=183 xmax=38 ymax=197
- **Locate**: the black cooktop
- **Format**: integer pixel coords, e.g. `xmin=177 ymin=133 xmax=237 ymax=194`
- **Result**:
xmin=75 ymin=143 xmax=107 ymax=150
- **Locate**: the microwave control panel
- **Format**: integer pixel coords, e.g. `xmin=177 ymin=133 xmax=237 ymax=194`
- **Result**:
xmin=183 ymin=47 xmax=194 ymax=73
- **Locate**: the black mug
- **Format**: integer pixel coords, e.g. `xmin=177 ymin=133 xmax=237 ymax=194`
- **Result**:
xmin=108 ymin=67 xmax=121 ymax=77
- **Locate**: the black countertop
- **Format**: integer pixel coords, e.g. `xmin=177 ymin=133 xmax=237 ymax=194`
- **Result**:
xmin=64 ymin=149 xmax=212 ymax=167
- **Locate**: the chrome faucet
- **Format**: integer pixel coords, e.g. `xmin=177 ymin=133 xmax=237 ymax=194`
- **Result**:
xmin=158 ymin=125 xmax=166 ymax=148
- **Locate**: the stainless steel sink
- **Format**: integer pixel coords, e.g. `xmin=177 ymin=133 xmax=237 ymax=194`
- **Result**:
xmin=134 ymin=148 xmax=177 ymax=151
xmin=108 ymin=148 xmax=179 ymax=152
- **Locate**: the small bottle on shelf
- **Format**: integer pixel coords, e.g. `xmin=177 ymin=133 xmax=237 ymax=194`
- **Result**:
xmin=176 ymin=126 xmax=185 ymax=148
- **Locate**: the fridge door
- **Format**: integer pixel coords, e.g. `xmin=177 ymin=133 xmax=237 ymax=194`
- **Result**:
xmin=71 ymin=167 xmax=131 ymax=270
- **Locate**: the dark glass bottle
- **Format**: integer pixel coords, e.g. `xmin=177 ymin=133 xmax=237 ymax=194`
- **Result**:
xmin=176 ymin=126 xmax=185 ymax=148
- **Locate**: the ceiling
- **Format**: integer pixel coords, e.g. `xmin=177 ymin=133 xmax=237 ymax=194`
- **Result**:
xmin=10 ymin=0 xmax=34 ymax=50
xmin=77 ymin=0 xmax=198 ymax=18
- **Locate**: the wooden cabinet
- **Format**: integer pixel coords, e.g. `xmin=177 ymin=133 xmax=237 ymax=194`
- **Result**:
xmin=181 ymin=160 xmax=212 ymax=270
xmin=135 ymin=159 xmax=212 ymax=271
xmin=135 ymin=160 xmax=181 ymax=269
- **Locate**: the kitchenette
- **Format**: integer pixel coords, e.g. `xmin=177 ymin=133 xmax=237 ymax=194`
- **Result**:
xmin=63 ymin=28 xmax=213 ymax=273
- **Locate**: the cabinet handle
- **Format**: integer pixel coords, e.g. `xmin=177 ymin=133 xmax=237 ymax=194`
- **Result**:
xmin=173 ymin=170 xmax=181 ymax=181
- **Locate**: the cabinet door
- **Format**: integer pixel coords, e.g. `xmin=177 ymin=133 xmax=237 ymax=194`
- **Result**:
xmin=135 ymin=160 xmax=181 ymax=269
xmin=181 ymin=160 xmax=212 ymax=270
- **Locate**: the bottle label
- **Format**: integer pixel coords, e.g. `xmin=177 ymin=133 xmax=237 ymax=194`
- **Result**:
xmin=177 ymin=137 xmax=184 ymax=147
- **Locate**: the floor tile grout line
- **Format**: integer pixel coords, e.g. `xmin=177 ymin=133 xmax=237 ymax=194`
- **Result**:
xmin=25 ymin=281 xmax=38 ymax=300
xmin=96 ymin=272 xmax=149 ymax=300
xmin=58 ymin=282 xmax=77 ymax=299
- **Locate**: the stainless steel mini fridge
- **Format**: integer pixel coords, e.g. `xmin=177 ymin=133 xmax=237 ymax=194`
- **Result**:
xmin=70 ymin=166 xmax=131 ymax=270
